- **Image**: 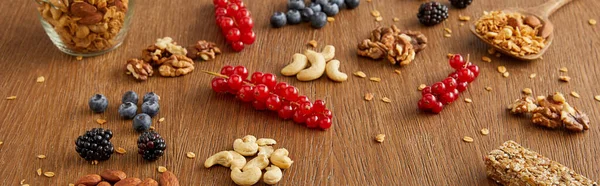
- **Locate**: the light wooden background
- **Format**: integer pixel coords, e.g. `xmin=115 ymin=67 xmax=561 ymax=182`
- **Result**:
xmin=0 ymin=0 xmax=599 ymax=185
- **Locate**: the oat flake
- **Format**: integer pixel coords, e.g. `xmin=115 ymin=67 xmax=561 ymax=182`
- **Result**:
xmin=464 ymin=98 xmax=473 ymax=103
xmin=497 ymin=66 xmax=507 ymax=73
xmin=37 ymin=155 xmax=46 ymax=159
xmin=158 ymin=166 xmax=167 ymax=173
xmin=559 ymin=67 xmax=568 ymax=72
xmin=482 ymin=56 xmax=492 ymax=62
xmin=353 ymin=71 xmax=366 ymax=78
xmin=503 ymin=72 xmax=510 ymax=77
xmin=307 ymin=40 xmax=317 ymax=48
xmin=36 ymin=76 xmax=45 ymax=83
xmin=462 ymin=136 xmax=474 ymax=143
xmin=459 ymin=15 xmax=471 ymax=21
xmin=327 ymin=17 xmax=335 ymax=22
xmin=393 ymin=17 xmax=399 ymax=22
xmin=6 ymin=96 xmax=16 ymax=100
xmin=369 ymin=77 xmax=381 ymax=82
xmin=589 ymin=19 xmax=597 ymax=25
xmin=529 ymin=73 xmax=537 ymax=79
xmin=364 ymin=93 xmax=374 ymax=101
xmin=43 ymin=172 xmax=55 ymax=178
xmin=559 ymin=76 xmax=571 ymax=82
xmin=76 ymin=56 xmax=83 ymax=60
xmin=394 ymin=69 xmax=401 ymax=74
xmin=371 ymin=10 xmax=380 ymax=17
xmin=375 ymin=16 xmax=383 ymax=22
xmin=375 ymin=134 xmax=385 ymax=143
xmin=116 ymin=147 xmax=126 ymax=154
xmin=159 ymin=117 xmax=165 ymax=123
xmin=381 ymin=97 xmax=392 ymax=103
xmin=480 ymin=128 xmax=490 ymax=135
xmin=485 ymin=87 xmax=492 ymax=91
xmin=37 ymin=168 xmax=42 ymax=176
xmin=444 ymin=28 xmax=452 ymax=33
xmin=418 ymin=84 xmax=427 ymax=91
xmin=570 ymin=91 xmax=580 ymax=98
xmin=186 ymin=152 xmax=196 ymax=159
xmin=522 ymin=88 xmax=532 ymax=95
xmin=443 ymin=34 xmax=451 ymax=38
xmin=594 ymin=95 xmax=600 ymax=102
xmin=96 ymin=119 xmax=107 ymax=125
xmin=20 ymin=179 xmax=25 ymax=184
xmin=91 ymin=160 xmax=98 ymax=165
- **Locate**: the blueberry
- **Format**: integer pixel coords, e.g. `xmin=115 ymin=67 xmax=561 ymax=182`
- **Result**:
xmin=308 ymin=3 xmax=322 ymax=12
xmin=88 ymin=94 xmax=108 ymax=113
xmin=315 ymin=0 xmax=328 ymax=6
xmin=141 ymin=100 xmax=160 ymax=117
xmin=270 ymin=12 xmax=287 ymax=28
xmin=322 ymin=3 xmax=339 ymax=16
xmin=286 ymin=9 xmax=302 ymax=25
xmin=311 ymin=12 xmax=328 ymax=28
xmin=301 ymin=8 xmax=315 ymax=22
xmin=132 ymin=113 xmax=152 ymax=132
xmin=143 ymin=92 xmax=160 ymax=103
xmin=288 ymin=0 xmax=305 ymax=10
xmin=344 ymin=0 xmax=359 ymax=9
xmin=118 ymin=102 xmax=137 ymax=119
xmin=330 ymin=0 xmax=345 ymax=8
xmin=122 ymin=91 xmax=138 ymax=104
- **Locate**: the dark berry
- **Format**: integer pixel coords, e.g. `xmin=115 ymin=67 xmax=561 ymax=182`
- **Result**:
xmin=143 ymin=92 xmax=160 ymax=103
xmin=449 ymin=0 xmax=472 ymax=9
xmin=286 ymin=9 xmax=302 ymax=25
xmin=344 ymin=0 xmax=360 ymax=9
xmin=417 ymin=1 xmax=449 ymax=26
xmin=89 ymin=94 xmax=108 ymax=113
xmin=322 ymin=3 xmax=339 ymax=16
xmin=270 ymin=12 xmax=287 ymax=28
xmin=122 ymin=91 xmax=138 ymax=104
xmin=75 ymin=128 xmax=114 ymax=161
xmin=308 ymin=2 xmax=322 ymax=12
xmin=141 ymin=100 xmax=160 ymax=117
xmin=314 ymin=0 xmax=328 ymax=6
xmin=301 ymin=7 xmax=315 ymax=22
xmin=330 ymin=0 xmax=345 ymax=8
xmin=118 ymin=102 xmax=137 ymax=119
xmin=133 ymin=113 xmax=152 ymax=132
xmin=288 ymin=0 xmax=305 ymax=10
xmin=137 ymin=131 xmax=166 ymax=161
xmin=310 ymin=12 xmax=327 ymax=28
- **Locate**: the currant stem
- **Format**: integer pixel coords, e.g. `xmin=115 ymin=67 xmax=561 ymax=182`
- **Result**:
xmin=463 ymin=54 xmax=471 ymax=68
xmin=202 ymin=70 xmax=229 ymax=78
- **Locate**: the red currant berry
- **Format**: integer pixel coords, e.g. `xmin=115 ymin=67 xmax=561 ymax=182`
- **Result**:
xmin=238 ymin=17 xmax=254 ymax=32
xmin=213 ymin=0 xmax=228 ymax=7
xmin=457 ymin=81 xmax=468 ymax=92
xmin=418 ymin=98 xmax=430 ymax=110
xmin=278 ymin=105 xmax=295 ymax=119
xmin=266 ymin=94 xmax=282 ymax=111
xmin=211 ymin=77 xmax=229 ymax=93
xmin=232 ymin=65 xmax=248 ymax=79
xmin=252 ymin=100 xmax=267 ymax=111
xmin=274 ymin=82 xmax=289 ymax=96
xmin=292 ymin=110 xmax=307 ymax=124
xmin=440 ymin=91 xmax=456 ymax=105
xmin=236 ymin=8 xmax=251 ymax=19
xmin=449 ymin=54 xmax=465 ymax=70
xmin=261 ymin=73 xmax=277 ymax=90
xmin=228 ymin=0 xmax=241 ymax=4
xmin=215 ymin=7 xmax=228 ymax=17
xmin=253 ymin=84 xmax=270 ymax=102
xmin=431 ymin=82 xmax=446 ymax=95
xmin=451 ymin=89 xmax=459 ymax=98
xmin=218 ymin=17 xmax=235 ymax=30
xmin=299 ymin=102 xmax=313 ymax=115
xmin=420 ymin=93 xmax=437 ymax=109
xmin=305 ymin=115 xmax=320 ymax=128
xmin=318 ymin=117 xmax=332 ymax=129
xmin=220 ymin=65 xmax=235 ymax=76
xmin=296 ymin=95 xmax=310 ymax=104
xmin=226 ymin=3 xmax=240 ymax=17
xmin=313 ymin=100 xmax=326 ymax=113
xmin=442 ymin=77 xmax=457 ymax=91
xmin=235 ymin=1 xmax=245 ymax=8
xmin=226 ymin=28 xmax=241 ymax=42
xmin=457 ymin=68 xmax=475 ymax=83
xmin=240 ymin=31 xmax=256 ymax=45
xmin=282 ymin=86 xmax=299 ymax=101
xmin=227 ymin=74 xmax=243 ymax=91
xmin=467 ymin=64 xmax=480 ymax=78
xmin=430 ymin=101 xmax=444 ymax=114
xmin=250 ymin=72 xmax=263 ymax=84
xmin=231 ymin=41 xmax=245 ymax=52
xmin=237 ymin=85 xmax=254 ymax=102
xmin=322 ymin=109 xmax=332 ymax=119
xmin=421 ymin=86 xmax=432 ymax=96
xmin=448 ymin=72 xmax=459 ymax=80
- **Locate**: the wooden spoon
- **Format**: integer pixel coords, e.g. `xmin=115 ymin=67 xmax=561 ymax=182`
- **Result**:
xmin=470 ymin=0 xmax=572 ymax=60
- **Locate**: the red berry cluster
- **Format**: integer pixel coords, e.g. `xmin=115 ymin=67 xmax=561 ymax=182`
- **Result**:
xmin=210 ymin=65 xmax=333 ymax=130
xmin=418 ymin=54 xmax=480 ymax=113
xmin=213 ymin=0 xmax=255 ymax=52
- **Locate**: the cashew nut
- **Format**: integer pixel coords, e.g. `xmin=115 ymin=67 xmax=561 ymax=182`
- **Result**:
xmin=297 ymin=50 xmax=326 ymax=81
xmin=204 ymin=151 xmax=233 ymax=168
xmin=270 ymin=148 xmax=294 ymax=169
xmin=325 ymin=60 xmax=348 ymax=82
xmin=281 ymin=53 xmax=308 ymax=76
xmin=258 ymin=146 xmax=274 ymax=158
xmin=243 ymin=154 xmax=270 ymax=170
xmin=256 ymin=138 xmax=277 ymax=146
xmin=229 ymin=151 xmax=247 ymax=170
xmin=230 ymin=167 xmax=261 ymax=186
xmin=233 ymin=135 xmax=259 ymax=156
xmin=321 ymin=45 xmax=335 ymax=62
xmin=263 ymin=165 xmax=283 ymax=185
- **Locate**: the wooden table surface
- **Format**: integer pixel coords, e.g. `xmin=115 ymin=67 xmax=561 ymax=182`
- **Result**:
xmin=1 ymin=0 xmax=599 ymax=185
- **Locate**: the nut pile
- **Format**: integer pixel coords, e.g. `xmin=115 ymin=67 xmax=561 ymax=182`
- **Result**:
xmin=281 ymin=45 xmax=348 ymax=82
xmin=507 ymin=92 xmax=591 ymax=132
xmin=214 ymin=0 xmax=256 ymax=51
xmin=74 ymin=169 xmax=180 ymax=186
xmin=358 ymin=25 xmax=427 ymax=66
xmin=204 ymin=135 xmax=292 ymax=186
xmin=475 ymin=11 xmax=549 ymax=56
xmin=37 ymin=0 xmax=129 ymax=53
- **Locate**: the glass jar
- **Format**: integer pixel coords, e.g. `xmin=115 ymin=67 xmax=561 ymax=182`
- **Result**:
xmin=35 ymin=0 xmax=134 ymax=57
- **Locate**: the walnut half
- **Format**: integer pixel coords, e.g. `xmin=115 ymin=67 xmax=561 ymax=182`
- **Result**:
xmin=561 ymin=104 xmax=590 ymax=132
xmin=186 ymin=40 xmax=221 ymax=61
xmin=125 ymin=58 xmax=153 ymax=81
xmin=532 ymin=107 xmax=562 ymax=129
xmin=158 ymin=55 xmax=195 ymax=77
xmin=507 ymin=96 xmax=538 ymax=114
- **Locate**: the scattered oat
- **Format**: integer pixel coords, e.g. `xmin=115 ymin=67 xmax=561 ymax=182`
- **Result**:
xmin=327 ymin=17 xmax=335 ymax=22
xmin=36 ymin=168 xmax=42 ymax=176
xmin=447 ymin=53 xmax=454 ymax=58
xmin=480 ymin=128 xmax=490 ymax=135
xmin=418 ymin=84 xmax=427 ymax=91
xmin=369 ymin=77 xmax=381 ymax=82
xmin=464 ymin=98 xmax=473 ymax=103
xmin=443 ymin=33 xmax=451 ymax=38
xmin=462 ymin=136 xmax=474 ymax=143
xmin=485 ymin=87 xmax=492 ymax=91
xmin=37 ymin=155 xmax=46 ymax=159
xmin=43 ymin=172 xmax=55 ymax=178
xmin=91 ymin=160 xmax=99 ymax=165
xmin=460 ymin=23 xmax=465 ymax=26
xmin=157 ymin=166 xmax=167 ymax=173
xmin=559 ymin=67 xmax=568 ymax=72
xmin=96 ymin=118 xmax=107 ymax=125
xmin=570 ymin=91 xmax=580 ymax=98
xmin=149 ymin=126 xmax=156 ymax=130
xmin=559 ymin=76 xmax=571 ymax=82
xmin=595 ymin=95 xmax=600 ymax=102
xmin=6 ymin=96 xmax=16 ymax=100
xmin=371 ymin=10 xmax=381 ymax=17
xmin=158 ymin=117 xmax=165 ymax=123
xmin=522 ymin=88 xmax=532 ymax=95
xmin=375 ymin=16 xmax=383 ymax=22
xmin=482 ymin=56 xmax=492 ymax=62
xmin=529 ymin=73 xmax=537 ymax=79
xmin=186 ymin=152 xmax=196 ymax=159
xmin=381 ymin=97 xmax=392 ymax=103
xmin=364 ymin=93 xmax=374 ymax=101
xmin=393 ymin=17 xmax=399 ymax=22
xmin=459 ymin=15 xmax=471 ymax=21
xmin=503 ymin=72 xmax=510 ymax=77
xmin=36 ymin=76 xmax=45 ymax=83
xmin=589 ymin=19 xmax=597 ymax=25
xmin=497 ymin=66 xmax=506 ymax=73
xmin=115 ymin=147 xmax=126 ymax=154
xmin=353 ymin=71 xmax=367 ymax=78
xmin=487 ymin=48 xmax=496 ymax=55
xmin=20 ymin=179 xmax=26 ymax=184
xmin=0 ymin=141 xmax=3 ymax=146
xmin=307 ymin=40 xmax=317 ymax=48
xmin=394 ymin=69 xmax=401 ymax=74
xmin=22 ymin=184 xmax=30 ymax=186
xmin=495 ymin=53 xmax=501 ymax=58
xmin=444 ymin=28 xmax=452 ymax=34
xmin=375 ymin=134 xmax=385 ymax=143
xmin=76 ymin=56 xmax=83 ymax=60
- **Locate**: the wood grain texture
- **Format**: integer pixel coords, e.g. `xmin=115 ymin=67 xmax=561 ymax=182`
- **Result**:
xmin=0 ymin=0 xmax=599 ymax=185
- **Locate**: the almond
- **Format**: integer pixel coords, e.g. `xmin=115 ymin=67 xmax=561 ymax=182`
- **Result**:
xmin=524 ymin=16 xmax=541 ymax=27
xmin=138 ymin=178 xmax=159 ymax=186
xmin=114 ymin=0 xmax=125 ymax=11
xmin=539 ymin=22 xmax=554 ymax=38
xmin=507 ymin=17 xmax=522 ymax=28
xmin=100 ymin=170 xmax=127 ymax=182
xmin=78 ymin=12 xmax=103 ymax=25
xmin=114 ymin=178 xmax=141 ymax=186
xmin=97 ymin=181 xmax=111 ymax=186
xmin=70 ymin=2 xmax=98 ymax=17
xmin=75 ymin=174 xmax=101 ymax=186
xmin=159 ymin=171 xmax=180 ymax=186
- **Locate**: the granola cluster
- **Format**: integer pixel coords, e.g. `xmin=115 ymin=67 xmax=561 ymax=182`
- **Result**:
xmin=126 ymin=37 xmax=196 ymax=80
xmin=357 ymin=25 xmax=427 ymax=66
xmin=37 ymin=0 xmax=129 ymax=53
xmin=475 ymin=11 xmax=549 ymax=56
xmin=507 ymin=92 xmax=591 ymax=132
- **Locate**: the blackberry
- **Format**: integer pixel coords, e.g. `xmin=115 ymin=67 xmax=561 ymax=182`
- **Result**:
xmin=75 ymin=128 xmax=114 ymax=161
xmin=137 ymin=131 xmax=166 ymax=161
xmin=449 ymin=0 xmax=472 ymax=9
xmin=417 ymin=1 xmax=448 ymax=26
